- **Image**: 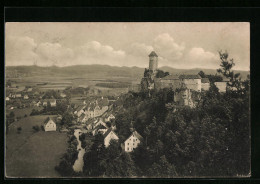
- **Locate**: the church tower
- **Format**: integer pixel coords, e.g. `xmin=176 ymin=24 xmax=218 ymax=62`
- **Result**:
xmin=149 ymin=51 xmax=158 ymax=73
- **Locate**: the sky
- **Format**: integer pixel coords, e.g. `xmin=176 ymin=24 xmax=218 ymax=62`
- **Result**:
xmin=5 ymin=22 xmax=250 ymax=71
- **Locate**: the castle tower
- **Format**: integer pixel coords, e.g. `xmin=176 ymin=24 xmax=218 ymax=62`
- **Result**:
xmin=149 ymin=51 xmax=158 ymax=73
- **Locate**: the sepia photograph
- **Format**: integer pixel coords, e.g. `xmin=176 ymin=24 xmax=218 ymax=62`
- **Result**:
xmin=5 ymin=22 xmax=250 ymax=178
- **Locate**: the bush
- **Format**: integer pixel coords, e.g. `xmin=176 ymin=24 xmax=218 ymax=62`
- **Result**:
xmin=32 ymin=125 xmax=40 ymax=132
xmin=17 ymin=127 xmax=22 ymax=133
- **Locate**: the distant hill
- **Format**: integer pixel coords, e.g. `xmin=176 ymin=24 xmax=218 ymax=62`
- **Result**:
xmin=5 ymin=65 xmax=249 ymax=80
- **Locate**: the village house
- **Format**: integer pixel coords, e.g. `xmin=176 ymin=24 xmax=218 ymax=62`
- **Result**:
xmin=123 ymin=131 xmax=143 ymax=152
xmin=92 ymin=124 xmax=108 ymax=136
xmin=93 ymin=118 xmax=108 ymax=129
xmin=103 ymin=128 xmax=119 ymax=147
xmin=74 ymin=105 xmax=86 ymax=117
xmin=36 ymin=101 xmax=41 ymax=107
xmin=78 ymin=113 xmax=89 ymax=124
xmin=5 ymin=97 xmax=10 ymax=101
xmin=105 ymin=114 xmax=115 ymax=122
xmin=24 ymin=94 xmax=29 ymax=99
xmin=50 ymin=99 xmax=57 ymax=107
xmin=16 ymin=93 xmax=22 ymax=98
xmin=60 ymin=93 xmax=66 ymax=98
xmin=27 ymin=88 xmax=33 ymax=92
xmin=84 ymin=98 xmax=109 ymax=119
xmin=43 ymin=117 xmax=56 ymax=131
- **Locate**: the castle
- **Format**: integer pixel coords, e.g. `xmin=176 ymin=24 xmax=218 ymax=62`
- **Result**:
xmin=138 ymin=51 xmax=226 ymax=107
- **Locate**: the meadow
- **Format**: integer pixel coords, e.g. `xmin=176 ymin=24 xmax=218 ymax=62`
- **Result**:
xmin=5 ymin=115 xmax=68 ymax=178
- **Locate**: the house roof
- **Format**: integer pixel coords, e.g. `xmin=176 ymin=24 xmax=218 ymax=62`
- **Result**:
xmin=94 ymin=124 xmax=107 ymax=130
xmin=149 ymin=51 xmax=158 ymax=57
xmin=103 ymin=128 xmax=118 ymax=138
xmin=201 ymin=78 xmax=210 ymax=83
xmin=161 ymin=75 xmax=179 ymax=80
xmin=125 ymin=130 xmax=143 ymax=143
xmin=179 ymin=74 xmax=202 ymax=79
xmin=76 ymin=105 xmax=85 ymax=112
xmin=43 ymin=117 xmax=55 ymax=125
xmin=79 ymin=113 xmax=85 ymax=121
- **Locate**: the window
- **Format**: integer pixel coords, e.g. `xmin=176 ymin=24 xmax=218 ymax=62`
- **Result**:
xmin=133 ymin=143 xmax=135 ymax=146
xmin=127 ymin=148 xmax=129 ymax=151
xmin=128 ymin=143 xmax=129 ymax=145
xmin=133 ymin=139 xmax=135 ymax=142
xmin=136 ymin=139 xmax=137 ymax=141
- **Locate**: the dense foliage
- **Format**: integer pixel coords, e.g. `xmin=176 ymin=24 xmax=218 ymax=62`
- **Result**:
xmin=57 ymin=51 xmax=250 ymax=177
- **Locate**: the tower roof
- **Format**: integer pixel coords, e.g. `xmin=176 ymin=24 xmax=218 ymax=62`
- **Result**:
xmin=149 ymin=51 xmax=158 ymax=57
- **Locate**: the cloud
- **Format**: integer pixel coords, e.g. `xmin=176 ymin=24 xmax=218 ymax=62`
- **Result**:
xmin=128 ymin=42 xmax=154 ymax=57
xmin=5 ymin=36 xmax=38 ymax=65
xmin=184 ymin=47 xmax=219 ymax=69
xmin=73 ymin=41 xmax=126 ymax=66
xmin=35 ymin=42 xmax=74 ymax=66
xmin=153 ymin=33 xmax=185 ymax=60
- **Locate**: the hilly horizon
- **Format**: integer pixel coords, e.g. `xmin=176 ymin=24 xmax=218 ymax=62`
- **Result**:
xmin=6 ymin=64 xmax=250 ymax=80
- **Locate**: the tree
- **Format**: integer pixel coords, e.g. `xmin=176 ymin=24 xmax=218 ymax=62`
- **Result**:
xmin=198 ymin=71 xmax=206 ymax=78
xmin=17 ymin=127 xmax=22 ymax=133
xmin=156 ymin=69 xmax=169 ymax=78
xmin=32 ymin=125 xmax=40 ymax=132
xmin=148 ymin=155 xmax=177 ymax=177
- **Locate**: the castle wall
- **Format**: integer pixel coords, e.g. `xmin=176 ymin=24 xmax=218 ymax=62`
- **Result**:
xmin=201 ymin=83 xmax=210 ymax=91
xmin=180 ymin=79 xmax=201 ymax=92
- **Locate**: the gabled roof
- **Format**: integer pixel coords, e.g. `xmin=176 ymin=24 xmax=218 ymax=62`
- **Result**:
xmin=103 ymin=128 xmax=118 ymax=138
xmin=76 ymin=105 xmax=85 ymax=112
xmin=94 ymin=124 xmax=107 ymax=130
xmin=149 ymin=51 xmax=158 ymax=57
xmin=201 ymin=78 xmax=210 ymax=83
xmin=179 ymin=74 xmax=201 ymax=79
xmin=124 ymin=130 xmax=143 ymax=143
xmin=161 ymin=75 xmax=179 ymax=80
xmin=43 ymin=117 xmax=55 ymax=125
xmin=79 ymin=113 xmax=85 ymax=121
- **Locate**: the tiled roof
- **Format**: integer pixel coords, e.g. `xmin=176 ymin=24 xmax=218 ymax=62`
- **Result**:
xmin=149 ymin=51 xmax=158 ymax=57
xmin=179 ymin=74 xmax=202 ymax=79
xmin=133 ymin=131 xmax=143 ymax=140
xmin=201 ymin=78 xmax=210 ymax=83
xmin=103 ymin=128 xmax=113 ymax=138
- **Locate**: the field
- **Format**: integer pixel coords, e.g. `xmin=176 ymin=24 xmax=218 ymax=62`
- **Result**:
xmin=6 ymin=106 xmax=43 ymax=119
xmin=5 ymin=115 xmax=68 ymax=178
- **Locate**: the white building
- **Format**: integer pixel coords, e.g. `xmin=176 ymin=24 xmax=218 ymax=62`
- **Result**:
xmin=43 ymin=117 xmax=56 ymax=131
xmin=6 ymin=97 xmax=10 ymax=101
xmin=24 ymin=94 xmax=29 ymax=99
xmin=124 ymin=131 xmax=143 ymax=152
xmin=103 ymin=128 xmax=119 ymax=147
xmin=50 ymin=100 xmax=56 ymax=107
xmin=179 ymin=75 xmax=202 ymax=92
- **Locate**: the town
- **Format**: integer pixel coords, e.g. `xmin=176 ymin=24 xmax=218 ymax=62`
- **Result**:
xmin=6 ymin=50 xmax=249 ymax=178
